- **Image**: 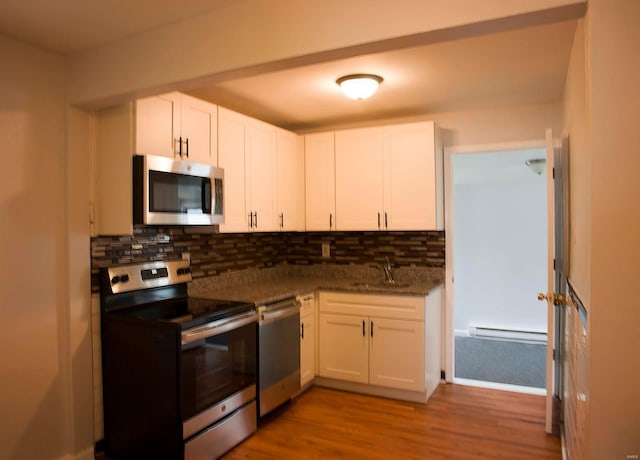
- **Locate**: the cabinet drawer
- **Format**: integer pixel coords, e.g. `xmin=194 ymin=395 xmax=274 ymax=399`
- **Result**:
xmin=319 ymin=292 xmax=425 ymax=321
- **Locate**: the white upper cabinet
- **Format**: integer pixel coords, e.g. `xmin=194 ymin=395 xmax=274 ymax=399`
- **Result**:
xmin=218 ymin=107 xmax=284 ymax=233
xmin=135 ymin=92 xmax=217 ymax=165
xmin=217 ymin=107 xmax=249 ymax=233
xmin=135 ymin=92 xmax=180 ymax=159
xmin=304 ymin=132 xmax=336 ymax=231
xmin=246 ymin=118 xmax=278 ymax=232
xmin=179 ymin=94 xmax=218 ymax=165
xmin=383 ymin=121 xmax=443 ymax=230
xmin=276 ymin=128 xmax=304 ymax=231
xmin=335 ymin=127 xmax=384 ymax=230
xmin=328 ymin=121 xmax=443 ymax=231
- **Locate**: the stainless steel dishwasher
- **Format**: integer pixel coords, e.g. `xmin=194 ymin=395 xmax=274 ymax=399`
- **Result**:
xmin=257 ymin=296 xmax=301 ymax=417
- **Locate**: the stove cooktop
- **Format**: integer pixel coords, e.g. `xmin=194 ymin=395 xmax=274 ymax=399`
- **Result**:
xmin=118 ymin=296 xmax=255 ymax=330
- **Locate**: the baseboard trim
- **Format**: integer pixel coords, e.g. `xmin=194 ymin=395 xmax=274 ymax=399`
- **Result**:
xmin=561 ymin=424 xmax=569 ymax=460
xmin=453 ymin=377 xmax=546 ymax=396
xmin=314 ymin=377 xmax=431 ymax=403
xmin=57 ymin=445 xmax=94 ymax=460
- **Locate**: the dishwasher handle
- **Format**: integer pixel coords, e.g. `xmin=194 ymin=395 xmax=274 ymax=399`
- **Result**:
xmin=258 ymin=299 xmax=301 ymax=324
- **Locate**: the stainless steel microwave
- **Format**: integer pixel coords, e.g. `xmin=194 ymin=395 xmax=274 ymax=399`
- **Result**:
xmin=133 ymin=154 xmax=224 ymax=226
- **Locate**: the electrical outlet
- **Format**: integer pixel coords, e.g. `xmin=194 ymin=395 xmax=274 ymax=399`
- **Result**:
xmin=321 ymin=243 xmax=330 ymax=258
xmin=182 ymin=252 xmax=191 ymax=263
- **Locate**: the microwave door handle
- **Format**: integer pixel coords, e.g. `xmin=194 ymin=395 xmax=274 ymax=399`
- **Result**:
xmin=202 ymin=179 xmax=212 ymax=214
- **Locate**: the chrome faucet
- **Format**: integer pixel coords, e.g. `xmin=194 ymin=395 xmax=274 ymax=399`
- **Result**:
xmin=381 ymin=256 xmax=396 ymax=284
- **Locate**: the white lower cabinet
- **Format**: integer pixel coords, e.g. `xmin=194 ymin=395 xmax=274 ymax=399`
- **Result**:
xmin=299 ymin=294 xmax=316 ymax=387
xmin=318 ymin=313 xmax=369 ymax=384
xmin=318 ymin=292 xmax=438 ymax=396
xmin=369 ymin=317 xmax=425 ymax=391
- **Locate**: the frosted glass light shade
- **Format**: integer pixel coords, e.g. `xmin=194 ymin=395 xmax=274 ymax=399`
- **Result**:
xmin=337 ymin=74 xmax=383 ymax=100
xmin=525 ymin=158 xmax=546 ymax=175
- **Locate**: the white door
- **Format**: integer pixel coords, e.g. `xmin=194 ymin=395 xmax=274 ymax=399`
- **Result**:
xmin=541 ymin=129 xmax=569 ymax=434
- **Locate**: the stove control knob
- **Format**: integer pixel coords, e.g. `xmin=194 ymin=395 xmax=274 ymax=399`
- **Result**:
xmin=111 ymin=274 xmax=130 ymax=285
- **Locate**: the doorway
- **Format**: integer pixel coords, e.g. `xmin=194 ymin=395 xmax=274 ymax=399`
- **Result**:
xmin=446 ymin=144 xmax=548 ymax=394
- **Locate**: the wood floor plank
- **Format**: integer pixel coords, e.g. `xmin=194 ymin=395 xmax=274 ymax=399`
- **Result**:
xmin=222 ymin=384 xmax=561 ymax=459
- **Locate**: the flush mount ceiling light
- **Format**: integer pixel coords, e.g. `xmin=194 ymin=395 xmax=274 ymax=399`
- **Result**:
xmin=525 ymin=158 xmax=546 ymax=175
xmin=336 ymin=74 xmax=383 ymax=100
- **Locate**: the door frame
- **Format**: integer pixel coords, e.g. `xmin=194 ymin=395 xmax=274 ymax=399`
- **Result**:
xmin=443 ymin=139 xmax=549 ymax=385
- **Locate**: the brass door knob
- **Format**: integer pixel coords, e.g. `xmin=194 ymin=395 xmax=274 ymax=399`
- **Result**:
xmin=537 ymin=293 xmax=566 ymax=306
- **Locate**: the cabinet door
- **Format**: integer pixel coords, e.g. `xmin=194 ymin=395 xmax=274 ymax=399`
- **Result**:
xmin=383 ymin=121 xmax=442 ymax=230
xmin=318 ymin=313 xmax=368 ymax=384
xmin=180 ymin=94 xmax=217 ymax=165
xmin=304 ymin=132 xmax=335 ymax=231
xmin=247 ymin=119 xmax=278 ymax=231
xmin=135 ymin=92 xmax=181 ymax=158
xmin=369 ymin=317 xmax=425 ymax=392
xmin=276 ymin=128 xmax=303 ymax=231
xmin=335 ymin=127 xmax=384 ymax=230
xmin=96 ymin=102 xmax=135 ymax=235
xmin=217 ymin=107 xmax=249 ymax=232
xmin=300 ymin=294 xmax=316 ymax=387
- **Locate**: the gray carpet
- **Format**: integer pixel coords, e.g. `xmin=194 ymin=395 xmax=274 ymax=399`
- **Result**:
xmin=455 ymin=336 xmax=546 ymax=388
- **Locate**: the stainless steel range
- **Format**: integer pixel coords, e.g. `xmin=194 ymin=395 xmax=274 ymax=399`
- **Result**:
xmin=99 ymin=260 xmax=257 ymax=460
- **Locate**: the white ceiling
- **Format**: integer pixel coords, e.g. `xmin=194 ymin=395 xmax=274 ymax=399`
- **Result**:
xmin=0 ymin=1 xmax=578 ymax=132
xmin=187 ymin=20 xmax=577 ymax=132
xmin=0 ymin=0 xmax=243 ymax=54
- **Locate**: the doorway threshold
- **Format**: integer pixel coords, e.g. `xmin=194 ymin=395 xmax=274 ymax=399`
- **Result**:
xmin=453 ymin=377 xmax=546 ymax=396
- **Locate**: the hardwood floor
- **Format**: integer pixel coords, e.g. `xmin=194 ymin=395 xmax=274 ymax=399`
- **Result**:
xmin=222 ymin=384 xmax=561 ymax=460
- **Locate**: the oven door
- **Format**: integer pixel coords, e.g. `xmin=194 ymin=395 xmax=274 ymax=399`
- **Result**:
xmin=181 ymin=312 xmax=257 ymax=434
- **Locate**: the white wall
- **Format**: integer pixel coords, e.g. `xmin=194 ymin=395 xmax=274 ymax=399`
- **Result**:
xmin=585 ymin=0 xmax=640 ymax=457
xmin=453 ymin=149 xmax=548 ymax=334
xmin=0 ymin=35 xmax=70 ymax=460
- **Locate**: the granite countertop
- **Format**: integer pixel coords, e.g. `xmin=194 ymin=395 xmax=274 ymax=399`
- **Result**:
xmin=189 ymin=264 xmax=443 ymax=305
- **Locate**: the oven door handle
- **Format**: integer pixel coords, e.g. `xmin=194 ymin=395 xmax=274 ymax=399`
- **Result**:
xmin=181 ymin=311 xmax=257 ymax=345
xmin=258 ymin=302 xmax=300 ymax=324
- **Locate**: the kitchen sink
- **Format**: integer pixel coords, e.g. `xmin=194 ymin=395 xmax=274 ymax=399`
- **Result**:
xmin=350 ymin=281 xmax=410 ymax=289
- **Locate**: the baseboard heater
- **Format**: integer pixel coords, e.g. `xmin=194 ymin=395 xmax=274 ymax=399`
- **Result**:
xmin=469 ymin=326 xmax=547 ymax=344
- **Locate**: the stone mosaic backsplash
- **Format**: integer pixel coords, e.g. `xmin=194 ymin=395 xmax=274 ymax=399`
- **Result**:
xmin=91 ymin=228 xmax=445 ymax=291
